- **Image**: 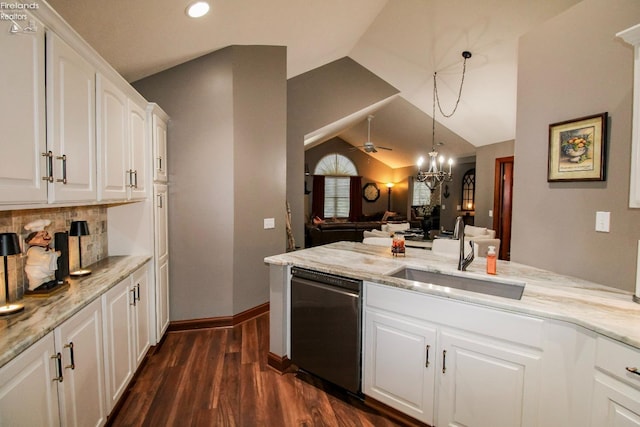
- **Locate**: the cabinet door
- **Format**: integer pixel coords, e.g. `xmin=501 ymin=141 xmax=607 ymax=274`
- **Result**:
xmin=102 ymin=277 xmax=134 ymax=412
xmin=153 ymin=112 xmax=168 ymax=182
xmin=128 ymin=100 xmax=148 ymax=199
xmin=0 ymin=333 xmax=60 ymax=427
xmin=591 ymin=372 xmax=640 ymax=427
xmin=156 ymin=257 xmax=170 ymax=340
xmin=154 ymin=184 xmax=170 ymax=340
xmin=97 ymin=74 xmax=128 ymax=200
xmin=437 ymin=330 xmax=541 ymax=427
xmin=132 ymin=265 xmax=150 ymax=366
xmin=364 ymin=310 xmax=436 ymax=425
xmin=0 ymin=13 xmax=47 ymax=205
xmin=46 ymin=32 xmax=96 ymax=203
xmin=55 ymin=298 xmax=106 ymax=427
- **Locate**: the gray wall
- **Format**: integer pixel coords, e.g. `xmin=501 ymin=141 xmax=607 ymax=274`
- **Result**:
xmin=287 ymin=58 xmax=399 ymax=247
xmin=134 ymin=46 xmax=286 ymax=320
xmin=512 ymin=0 xmax=640 ymax=291
xmin=475 ymin=140 xmax=515 ymax=228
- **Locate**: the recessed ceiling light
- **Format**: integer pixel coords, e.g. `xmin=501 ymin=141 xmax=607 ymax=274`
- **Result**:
xmin=186 ymin=1 xmax=210 ymax=18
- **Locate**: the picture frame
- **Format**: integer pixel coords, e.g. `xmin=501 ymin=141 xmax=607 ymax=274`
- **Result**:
xmin=548 ymin=112 xmax=607 ymax=182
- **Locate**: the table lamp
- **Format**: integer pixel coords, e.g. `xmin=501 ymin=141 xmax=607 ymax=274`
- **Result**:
xmin=0 ymin=232 xmax=24 ymax=315
xmin=69 ymin=221 xmax=91 ymax=277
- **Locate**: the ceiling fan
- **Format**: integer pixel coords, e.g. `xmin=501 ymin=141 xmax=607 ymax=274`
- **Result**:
xmin=351 ymin=115 xmax=393 ymax=153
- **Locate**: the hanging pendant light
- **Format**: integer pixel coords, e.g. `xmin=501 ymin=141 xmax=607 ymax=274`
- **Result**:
xmin=416 ymin=51 xmax=472 ymax=191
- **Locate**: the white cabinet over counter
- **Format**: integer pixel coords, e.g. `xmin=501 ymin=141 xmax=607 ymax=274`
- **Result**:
xmin=46 ymin=31 xmax=97 ymax=203
xmin=0 ymin=10 xmax=47 ymax=205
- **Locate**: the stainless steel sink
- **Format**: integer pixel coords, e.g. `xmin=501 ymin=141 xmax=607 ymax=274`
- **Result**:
xmin=388 ymin=268 xmax=525 ymax=300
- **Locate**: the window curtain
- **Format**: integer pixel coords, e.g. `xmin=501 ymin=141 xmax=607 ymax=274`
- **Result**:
xmin=349 ymin=176 xmax=362 ymax=221
xmin=311 ymin=175 xmax=325 ymax=219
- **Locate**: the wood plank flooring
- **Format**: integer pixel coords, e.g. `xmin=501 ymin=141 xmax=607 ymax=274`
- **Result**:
xmin=109 ymin=313 xmax=404 ymax=427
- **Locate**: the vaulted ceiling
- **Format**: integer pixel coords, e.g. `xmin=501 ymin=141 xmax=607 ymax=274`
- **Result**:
xmin=47 ymin=0 xmax=582 ymax=168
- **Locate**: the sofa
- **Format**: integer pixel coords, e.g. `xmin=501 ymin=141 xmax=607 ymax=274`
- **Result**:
xmin=305 ymin=221 xmax=384 ymax=247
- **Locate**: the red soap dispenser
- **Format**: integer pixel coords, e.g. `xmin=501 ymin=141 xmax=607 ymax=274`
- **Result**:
xmin=486 ymin=245 xmax=497 ymax=275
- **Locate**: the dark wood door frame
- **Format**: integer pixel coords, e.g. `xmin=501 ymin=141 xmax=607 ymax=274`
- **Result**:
xmin=493 ymin=156 xmax=514 ymax=260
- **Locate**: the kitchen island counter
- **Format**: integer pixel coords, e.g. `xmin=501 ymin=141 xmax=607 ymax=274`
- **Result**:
xmin=265 ymin=241 xmax=640 ymax=350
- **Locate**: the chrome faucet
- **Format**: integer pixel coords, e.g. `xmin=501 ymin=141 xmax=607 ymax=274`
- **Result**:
xmin=455 ymin=216 xmax=474 ymax=271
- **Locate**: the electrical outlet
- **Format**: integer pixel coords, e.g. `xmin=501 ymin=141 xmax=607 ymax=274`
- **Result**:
xmin=264 ymin=218 xmax=275 ymax=229
xmin=595 ymin=211 xmax=610 ymax=232
xmin=489 ymin=210 xmax=493 ymax=218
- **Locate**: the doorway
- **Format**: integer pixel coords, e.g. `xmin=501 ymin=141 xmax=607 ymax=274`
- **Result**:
xmin=493 ymin=156 xmax=514 ymax=260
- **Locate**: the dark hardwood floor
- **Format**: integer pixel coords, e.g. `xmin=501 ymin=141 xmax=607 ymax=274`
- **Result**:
xmin=110 ymin=313 xmax=405 ymax=427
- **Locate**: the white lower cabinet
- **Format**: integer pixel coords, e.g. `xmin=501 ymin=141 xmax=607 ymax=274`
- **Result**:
xmin=591 ymin=337 xmax=640 ymax=426
xmin=103 ymin=263 xmax=150 ymax=411
xmin=363 ymin=282 xmax=543 ymax=427
xmin=364 ymin=310 xmax=436 ymax=424
xmin=0 ymin=298 xmax=106 ymax=427
xmin=55 ymin=298 xmax=107 ymax=427
xmin=437 ymin=329 xmax=541 ymax=427
xmin=0 ymin=333 xmax=60 ymax=426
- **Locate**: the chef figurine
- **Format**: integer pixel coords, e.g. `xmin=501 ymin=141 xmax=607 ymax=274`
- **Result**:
xmin=24 ymin=219 xmax=61 ymax=291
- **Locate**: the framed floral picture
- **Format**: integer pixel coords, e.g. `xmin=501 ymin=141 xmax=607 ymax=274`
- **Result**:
xmin=548 ymin=112 xmax=608 ymax=182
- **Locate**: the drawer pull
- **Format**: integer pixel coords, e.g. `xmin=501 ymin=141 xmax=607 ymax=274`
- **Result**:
xmin=626 ymin=367 xmax=640 ymax=376
xmin=425 ymin=344 xmax=430 ymax=368
xmin=64 ymin=342 xmax=75 ymax=370
xmin=51 ymin=353 xmax=63 ymax=382
xmin=56 ymin=154 xmax=67 ymax=184
xmin=42 ymin=151 xmax=54 ymax=182
xmin=442 ymin=349 xmax=447 ymax=374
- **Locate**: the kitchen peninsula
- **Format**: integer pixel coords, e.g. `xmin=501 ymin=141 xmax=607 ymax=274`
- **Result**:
xmin=265 ymin=242 xmax=640 ymax=426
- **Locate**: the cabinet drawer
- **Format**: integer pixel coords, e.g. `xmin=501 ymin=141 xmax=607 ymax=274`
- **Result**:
xmin=596 ymin=336 xmax=640 ymax=387
xmin=365 ymin=282 xmax=543 ymax=349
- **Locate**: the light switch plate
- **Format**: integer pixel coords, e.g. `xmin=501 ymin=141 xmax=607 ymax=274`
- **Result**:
xmin=489 ymin=210 xmax=493 ymax=218
xmin=264 ymin=218 xmax=275 ymax=229
xmin=595 ymin=211 xmax=610 ymax=232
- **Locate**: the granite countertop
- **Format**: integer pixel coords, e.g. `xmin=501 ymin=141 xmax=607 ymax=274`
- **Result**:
xmin=265 ymin=242 xmax=640 ymax=350
xmin=0 ymin=255 xmax=151 ymax=369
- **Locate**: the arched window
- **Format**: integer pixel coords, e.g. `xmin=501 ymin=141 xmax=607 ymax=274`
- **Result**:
xmin=314 ymin=153 xmax=357 ymax=176
xmin=314 ymin=154 xmax=357 ymax=218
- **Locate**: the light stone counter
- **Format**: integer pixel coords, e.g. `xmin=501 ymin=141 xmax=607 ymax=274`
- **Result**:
xmin=0 ymin=255 xmax=151 ymax=368
xmin=265 ymin=242 xmax=640 ymax=350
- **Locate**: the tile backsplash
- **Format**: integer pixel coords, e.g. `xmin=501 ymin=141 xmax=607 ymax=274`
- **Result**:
xmin=0 ymin=206 xmax=108 ymax=301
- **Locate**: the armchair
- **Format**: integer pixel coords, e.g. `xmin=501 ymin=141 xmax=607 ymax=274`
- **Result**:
xmin=464 ymin=225 xmax=500 ymax=257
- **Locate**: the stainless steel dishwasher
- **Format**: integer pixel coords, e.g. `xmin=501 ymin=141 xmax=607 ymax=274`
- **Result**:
xmin=290 ymin=267 xmax=362 ymax=394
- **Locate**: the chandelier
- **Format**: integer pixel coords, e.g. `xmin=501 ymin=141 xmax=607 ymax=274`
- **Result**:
xmin=417 ymin=51 xmax=472 ymax=191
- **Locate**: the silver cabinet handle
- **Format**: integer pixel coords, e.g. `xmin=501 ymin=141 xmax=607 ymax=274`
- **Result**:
xmin=425 ymin=345 xmax=430 ymax=368
xmin=132 ymin=170 xmax=138 ymax=188
xmin=135 ymin=283 xmax=140 ymax=302
xmin=158 ymin=156 xmax=162 ymax=171
xmin=130 ymin=288 xmax=137 ymax=306
xmin=56 ymin=154 xmax=67 ymax=184
xmin=157 ymin=193 xmax=163 ymax=208
xmin=42 ymin=151 xmax=54 ymax=182
xmin=64 ymin=342 xmax=75 ymax=370
xmin=442 ymin=350 xmax=447 ymax=374
xmin=626 ymin=367 xmax=640 ymax=376
xmin=51 ymin=353 xmax=63 ymax=382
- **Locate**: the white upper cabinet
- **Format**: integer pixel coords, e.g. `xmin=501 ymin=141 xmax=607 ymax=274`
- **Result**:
xmin=150 ymin=104 xmax=169 ymax=183
xmin=0 ymin=13 xmax=47 ymax=205
xmin=128 ymin=100 xmax=148 ymax=199
xmin=46 ymin=32 xmax=97 ymax=203
xmin=97 ymin=74 xmax=128 ymax=200
xmin=98 ymin=74 xmax=149 ymax=201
